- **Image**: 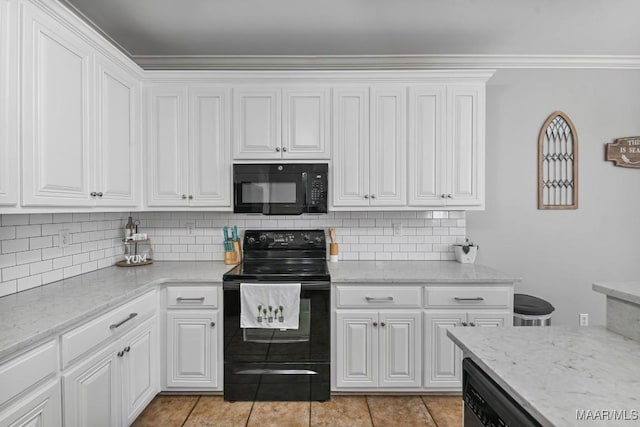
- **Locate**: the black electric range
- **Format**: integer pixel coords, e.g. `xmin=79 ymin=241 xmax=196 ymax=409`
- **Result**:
xmin=222 ymin=230 xmax=331 ymax=402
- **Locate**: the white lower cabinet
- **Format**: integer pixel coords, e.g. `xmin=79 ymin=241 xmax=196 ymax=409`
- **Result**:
xmin=165 ymin=310 xmax=220 ymax=389
xmin=335 ymin=310 xmax=421 ymax=389
xmin=0 ymin=380 xmax=61 ymax=427
xmin=424 ymin=310 xmax=510 ymax=389
xmin=63 ymin=316 xmax=159 ymax=427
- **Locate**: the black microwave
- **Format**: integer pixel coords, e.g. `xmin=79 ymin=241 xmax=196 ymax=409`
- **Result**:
xmin=233 ymin=163 xmax=328 ymax=215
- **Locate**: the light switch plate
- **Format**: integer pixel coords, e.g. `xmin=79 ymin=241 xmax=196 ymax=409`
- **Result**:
xmin=58 ymin=229 xmax=70 ymax=248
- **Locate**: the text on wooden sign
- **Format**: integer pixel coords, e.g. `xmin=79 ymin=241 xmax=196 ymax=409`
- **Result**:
xmin=606 ymin=137 xmax=640 ymax=168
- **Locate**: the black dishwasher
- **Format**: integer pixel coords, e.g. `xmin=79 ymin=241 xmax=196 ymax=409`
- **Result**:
xmin=463 ymin=358 xmax=542 ymax=427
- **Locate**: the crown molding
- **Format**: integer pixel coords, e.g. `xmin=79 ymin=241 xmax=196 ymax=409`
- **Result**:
xmin=133 ymin=54 xmax=640 ymax=70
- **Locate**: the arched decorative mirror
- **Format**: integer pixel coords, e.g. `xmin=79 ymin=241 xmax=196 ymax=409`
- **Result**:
xmin=538 ymin=111 xmax=578 ymax=209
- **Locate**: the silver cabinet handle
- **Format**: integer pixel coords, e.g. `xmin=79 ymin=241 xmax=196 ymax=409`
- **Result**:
xmin=110 ymin=313 xmax=137 ymax=329
xmin=469 ymin=322 xmax=476 ymax=327
xmin=373 ymin=322 xmax=378 ymax=327
xmin=236 ymin=369 xmax=318 ymax=375
xmin=371 ymin=194 xmax=376 ymax=199
xmin=461 ymin=321 xmax=468 ymax=326
xmin=124 ymin=346 xmax=130 ymax=353
xmin=282 ymin=147 xmax=287 ymax=152
xmin=90 ymin=192 xmax=97 ymax=197
xmin=275 ymin=147 xmax=281 ymax=152
xmin=454 ymin=297 xmax=485 ymax=301
xmin=380 ymin=322 xmax=386 ymax=327
xmin=447 ymin=194 xmax=453 ymax=199
xmin=182 ymin=194 xmax=187 ymax=199
xmin=441 ymin=194 xmax=447 ymax=198
xmin=97 ymin=192 xmax=103 ymax=197
xmin=365 ymin=296 xmax=394 ymax=302
xmin=117 ymin=350 xmax=124 ymax=357
xmin=364 ymin=194 xmax=369 ymax=199
xmin=176 ymin=297 xmax=205 ymax=302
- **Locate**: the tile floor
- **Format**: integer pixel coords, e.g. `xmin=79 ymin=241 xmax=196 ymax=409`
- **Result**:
xmin=132 ymin=394 xmax=462 ymax=427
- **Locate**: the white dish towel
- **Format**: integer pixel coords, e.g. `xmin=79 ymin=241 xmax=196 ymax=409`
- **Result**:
xmin=240 ymin=283 xmax=301 ymax=329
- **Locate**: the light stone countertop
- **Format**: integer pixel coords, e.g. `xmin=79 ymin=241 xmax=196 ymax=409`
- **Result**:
xmin=0 ymin=262 xmax=233 ymax=361
xmin=328 ymin=261 xmax=520 ymax=284
xmin=592 ymin=282 xmax=640 ymax=305
xmin=0 ymin=260 xmax=517 ymax=362
xmin=448 ymin=325 xmax=640 ymax=427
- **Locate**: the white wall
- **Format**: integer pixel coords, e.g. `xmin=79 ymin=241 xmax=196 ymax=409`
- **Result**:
xmin=468 ymin=69 xmax=640 ymax=326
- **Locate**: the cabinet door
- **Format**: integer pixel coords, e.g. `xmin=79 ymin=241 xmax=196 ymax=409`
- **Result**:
xmin=335 ymin=311 xmax=378 ymax=388
xmin=332 ymin=87 xmax=369 ymax=207
xmin=369 ymin=86 xmax=406 ymax=206
xmin=233 ymin=88 xmax=281 ymax=159
xmin=188 ymin=87 xmax=231 ymax=207
xmin=120 ymin=318 xmax=159 ymax=426
xmin=166 ymin=310 xmax=219 ymax=389
xmin=378 ymin=311 xmax=421 ymax=387
xmin=424 ymin=311 xmax=465 ymax=388
xmin=446 ymin=85 xmax=483 ymax=207
xmin=21 ymin=3 xmax=93 ymax=206
xmin=63 ymin=347 xmax=119 ymax=427
xmin=0 ymin=0 xmax=17 ymax=206
xmin=408 ymin=86 xmax=446 ymax=206
xmin=282 ymin=88 xmax=330 ymax=159
xmin=146 ymin=85 xmax=189 ymax=206
xmin=94 ymin=54 xmax=139 ymax=207
xmin=467 ymin=311 xmax=511 ymax=328
xmin=0 ymin=380 xmax=61 ymax=427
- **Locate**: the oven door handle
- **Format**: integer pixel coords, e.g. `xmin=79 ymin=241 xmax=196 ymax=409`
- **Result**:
xmin=235 ymin=369 xmax=318 ymax=375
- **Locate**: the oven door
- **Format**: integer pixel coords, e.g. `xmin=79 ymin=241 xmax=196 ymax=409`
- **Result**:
xmin=223 ymin=281 xmax=330 ymax=401
xmin=233 ymin=164 xmax=306 ymax=215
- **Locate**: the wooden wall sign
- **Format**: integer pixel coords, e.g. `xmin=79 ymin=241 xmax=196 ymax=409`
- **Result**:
xmin=606 ymin=137 xmax=640 ymax=168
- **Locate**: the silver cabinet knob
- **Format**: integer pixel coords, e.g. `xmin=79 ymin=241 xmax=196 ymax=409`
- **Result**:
xmin=282 ymin=147 xmax=287 ymax=152
xmin=469 ymin=322 xmax=476 ymax=327
xmin=447 ymin=194 xmax=453 ymax=199
xmin=441 ymin=194 xmax=447 ymax=198
xmin=97 ymin=192 xmax=103 ymax=197
xmin=124 ymin=346 xmax=131 ymax=353
xmin=182 ymin=194 xmax=187 ymax=199
xmin=210 ymin=322 xmax=216 ymax=328
xmin=90 ymin=192 xmax=97 ymax=197
xmin=117 ymin=351 xmax=124 ymax=357
xmin=188 ymin=195 xmax=193 ymax=200
xmin=275 ymin=147 xmax=281 ymax=152
xmin=461 ymin=321 xmax=468 ymax=326
xmin=380 ymin=322 xmax=386 ymax=327
xmin=372 ymin=321 xmax=378 ymax=327
xmin=364 ymin=194 xmax=369 ymax=199
xmin=371 ymin=194 xmax=376 ymax=199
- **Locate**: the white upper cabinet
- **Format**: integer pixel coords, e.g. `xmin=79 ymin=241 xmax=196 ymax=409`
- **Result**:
xmin=332 ymin=87 xmax=370 ymax=207
xmin=408 ymin=83 xmax=485 ymax=208
xmin=21 ymin=2 xmax=93 ymax=207
xmin=146 ymin=85 xmax=189 ymax=206
xmin=147 ymin=84 xmax=231 ymax=208
xmin=408 ymin=85 xmax=446 ymax=206
xmin=233 ymin=86 xmax=330 ymax=160
xmin=94 ymin=54 xmax=140 ymax=207
xmin=233 ymin=87 xmax=281 ymax=159
xmin=188 ymin=87 xmax=231 ymax=206
xmin=446 ymin=85 xmax=484 ymax=207
xmin=332 ymin=85 xmax=407 ymax=208
xmin=282 ymin=87 xmax=330 ymax=159
xmin=369 ymin=86 xmax=407 ymax=206
xmin=0 ymin=0 xmax=17 ymax=207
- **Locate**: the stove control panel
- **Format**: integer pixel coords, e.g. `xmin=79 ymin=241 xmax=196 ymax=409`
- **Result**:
xmin=244 ymin=230 xmax=326 ymax=250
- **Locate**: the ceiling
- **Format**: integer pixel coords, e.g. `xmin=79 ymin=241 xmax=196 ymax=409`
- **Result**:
xmin=62 ymin=0 xmax=640 ymax=65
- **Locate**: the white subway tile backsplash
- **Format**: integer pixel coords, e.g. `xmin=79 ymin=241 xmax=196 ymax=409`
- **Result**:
xmin=0 ymin=210 xmax=465 ymax=297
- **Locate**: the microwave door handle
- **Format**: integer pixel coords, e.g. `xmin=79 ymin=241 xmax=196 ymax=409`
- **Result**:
xmin=302 ymin=172 xmax=310 ymax=208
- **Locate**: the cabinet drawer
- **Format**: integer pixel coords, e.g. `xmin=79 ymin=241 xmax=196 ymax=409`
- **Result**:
xmin=425 ymin=287 xmax=511 ymax=308
xmin=0 ymin=341 xmax=58 ymax=407
xmin=166 ymin=286 xmax=218 ymax=308
xmin=335 ymin=286 xmax=422 ymax=308
xmin=61 ymin=290 xmax=157 ymax=368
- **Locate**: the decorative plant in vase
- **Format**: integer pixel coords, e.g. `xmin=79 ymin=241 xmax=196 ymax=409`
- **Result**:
xmin=257 ymin=304 xmax=263 ymax=322
xmin=278 ymin=305 xmax=284 ymax=322
xmin=268 ymin=305 xmax=274 ymax=322
xmin=453 ymin=238 xmax=479 ymax=263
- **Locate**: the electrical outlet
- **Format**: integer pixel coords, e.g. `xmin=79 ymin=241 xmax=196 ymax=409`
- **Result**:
xmin=186 ymin=222 xmax=195 ymax=235
xmin=392 ymin=223 xmax=403 ymax=237
xmin=579 ymin=313 xmax=589 ymax=326
xmin=58 ymin=229 xmax=70 ymax=248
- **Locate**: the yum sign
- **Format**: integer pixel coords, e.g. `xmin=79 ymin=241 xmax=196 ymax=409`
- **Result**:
xmin=125 ymin=254 xmax=147 ymax=264
xmin=606 ymin=137 xmax=640 ymax=168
